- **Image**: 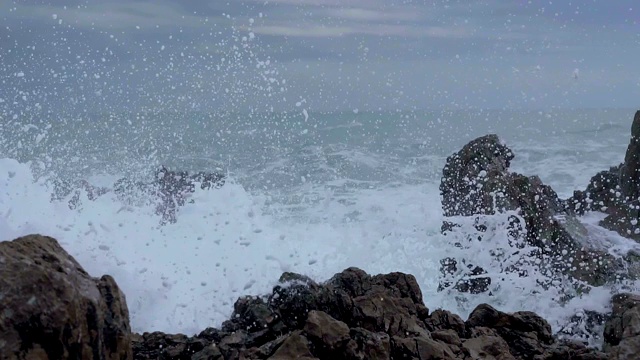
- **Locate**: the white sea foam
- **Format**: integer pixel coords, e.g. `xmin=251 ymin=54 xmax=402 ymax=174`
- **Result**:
xmin=3 ymin=152 xmax=640 ymax=344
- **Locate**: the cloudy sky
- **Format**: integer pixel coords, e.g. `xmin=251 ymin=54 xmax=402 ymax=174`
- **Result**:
xmin=1 ymin=0 xmax=639 ymax=113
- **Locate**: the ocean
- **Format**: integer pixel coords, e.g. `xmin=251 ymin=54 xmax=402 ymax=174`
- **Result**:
xmin=2 ymin=106 xmax=640 ymax=345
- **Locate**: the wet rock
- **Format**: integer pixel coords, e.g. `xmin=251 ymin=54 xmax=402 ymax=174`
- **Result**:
xmin=0 ymin=234 xmax=132 ymax=360
xmin=462 ymin=335 xmax=515 ymax=360
xmin=603 ymin=293 xmax=640 ymax=358
xmin=438 ymin=132 xmax=634 ymax=293
xmin=425 ymin=309 xmax=466 ymax=338
xmin=50 ymin=166 xmax=225 ymax=224
xmin=267 ymin=331 xmax=316 ymax=360
xmin=191 ymin=344 xmax=223 ymax=360
xmin=347 ymin=328 xmax=391 ymax=360
xmin=466 ymin=304 xmax=553 ymax=358
xmin=619 ymin=110 xmax=640 ymax=203
xmin=557 ymin=310 xmax=609 ymax=346
xmin=440 ymin=134 xmax=515 ymax=217
xmin=568 ymin=111 xmax=640 ymax=242
xmin=566 ymin=165 xmax=622 ymax=215
xmin=391 ymin=335 xmax=456 ymax=360
xmin=438 ymin=257 xmax=492 ymax=294
xmin=303 ymin=310 xmax=350 ymax=353
xmin=131 ymin=332 xmax=207 ymax=359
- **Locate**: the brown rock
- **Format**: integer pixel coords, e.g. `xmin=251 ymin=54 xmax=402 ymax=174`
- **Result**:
xmin=603 ymin=293 xmax=640 ymax=359
xmin=347 ymin=328 xmax=390 ymax=360
xmin=191 ymin=344 xmax=223 ymax=360
xmin=0 ymin=234 xmax=132 ymax=360
xmin=431 ymin=329 xmax=462 ymax=347
xmin=267 ymin=331 xmax=317 ymax=360
xmin=426 ymin=309 xmax=466 ymax=338
xmin=466 ymin=304 xmax=553 ymax=358
xmin=462 ymin=335 xmax=515 ymax=360
xmin=303 ymin=310 xmax=350 ymax=351
xmin=392 ymin=335 xmax=456 ymax=360
xmin=619 ymin=110 xmax=640 ymax=203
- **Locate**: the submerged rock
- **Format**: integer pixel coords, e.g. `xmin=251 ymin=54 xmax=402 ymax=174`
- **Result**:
xmin=0 ymin=234 xmax=132 ymax=359
xmin=49 ymin=165 xmax=225 ymax=224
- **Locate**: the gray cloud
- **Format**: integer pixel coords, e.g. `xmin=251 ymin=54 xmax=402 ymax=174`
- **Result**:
xmin=1 ymin=0 xmax=638 ymax=113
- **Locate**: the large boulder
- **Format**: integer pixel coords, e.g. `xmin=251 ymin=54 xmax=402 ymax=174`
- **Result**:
xmin=0 ymin=234 xmax=132 ymax=359
xmin=438 ymin=134 xmax=628 ymax=294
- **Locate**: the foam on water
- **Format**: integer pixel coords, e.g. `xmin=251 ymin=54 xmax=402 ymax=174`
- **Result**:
xmin=2 ymin=2 xmax=639 ymax=347
xmin=3 ymin=149 xmax=640 ymax=346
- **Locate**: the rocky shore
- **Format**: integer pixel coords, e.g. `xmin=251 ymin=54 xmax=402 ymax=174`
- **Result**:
xmin=3 ymin=234 xmax=640 ymax=360
xmin=2 ymin=110 xmax=640 ymax=359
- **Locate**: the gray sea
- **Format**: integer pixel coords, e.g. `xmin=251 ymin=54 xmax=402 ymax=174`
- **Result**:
xmin=1 ymin=107 xmax=638 ymax=342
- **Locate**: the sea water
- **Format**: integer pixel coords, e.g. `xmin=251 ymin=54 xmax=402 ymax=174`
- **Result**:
xmin=2 ymin=107 xmax=640 ymax=343
xmin=2 ymin=3 xmax=640 ymax=346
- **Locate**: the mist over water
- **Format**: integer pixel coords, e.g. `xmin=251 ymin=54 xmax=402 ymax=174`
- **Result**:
xmin=1 ymin=1 xmax=640 ymax=345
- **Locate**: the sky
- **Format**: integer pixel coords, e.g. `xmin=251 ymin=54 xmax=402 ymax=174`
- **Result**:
xmin=1 ymin=0 xmax=639 ymax=113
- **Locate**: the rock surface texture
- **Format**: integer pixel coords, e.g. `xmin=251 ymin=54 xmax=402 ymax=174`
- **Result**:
xmin=132 ymin=267 xmax=613 ymax=360
xmin=0 ymin=234 xmax=132 ymax=360
xmin=437 ymin=122 xmax=640 ymax=295
xmin=3 ymin=234 xmax=640 ymax=359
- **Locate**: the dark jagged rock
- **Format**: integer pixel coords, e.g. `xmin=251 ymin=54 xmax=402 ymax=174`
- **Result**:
xmin=567 ymin=111 xmax=640 ymax=243
xmin=0 ymin=234 xmax=132 ymax=360
xmin=603 ymin=293 xmax=640 ymax=358
xmin=128 ymin=267 xmax=611 ymax=360
xmin=438 ymin=132 xmax=633 ymax=295
xmin=566 ymin=165 xmax=622 ymax=215
xmin=440 ymin=134 xmax=515 ymax=217
xmin=619 ymin=111 xmax=640 ymax=202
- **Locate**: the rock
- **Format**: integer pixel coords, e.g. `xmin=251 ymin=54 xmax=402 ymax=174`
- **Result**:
xmin=566 ymin=165 xmax=622 ymax=215
xmin=303 ymin=310 xmax=350 ymax=353
xmin=0 ymin=234 xmax=132 ymax=360
xmin=425 ymin=309 xmax=466 ymax=338
xmin=440 ymin=134 xmax=514 ymax=217
xmin=347 ymin=328 xmax=391 ymax=360
xmin=391 ymin=335 xmax=456 ymax=360
xmin=191 ymin=344 xmax=223 ymax=360
xmin=619 ymin=110 xmax=640 ymax=202
xmin=603 ymin=293 xmax=640 ymax=358
xmin=466 ymin=303 xmax=553 ymax=358
xmin=438 ymin=133 xmax=634 ymax=294
xmin=267 ymin=331 xmax=317 ymax=360
xmin=2 ymin=234 xmax=624 ymax=360
xmin=567 ymin=110 xmax=640 ymax=242
xmin=557 ymin=310 xmax=609 ymax=346
xmin=131 ymin=332 xmax=208 ymax=359
xmin=462 ymin=335 xmax=515 ymax=360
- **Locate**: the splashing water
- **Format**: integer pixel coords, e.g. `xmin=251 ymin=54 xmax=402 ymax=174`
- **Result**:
xmin=1 ymin=2 xmax=640 ymax=347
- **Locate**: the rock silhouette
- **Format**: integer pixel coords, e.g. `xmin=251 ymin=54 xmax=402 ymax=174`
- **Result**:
xmin=49 ymin=166 xmax=225 ymax=224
